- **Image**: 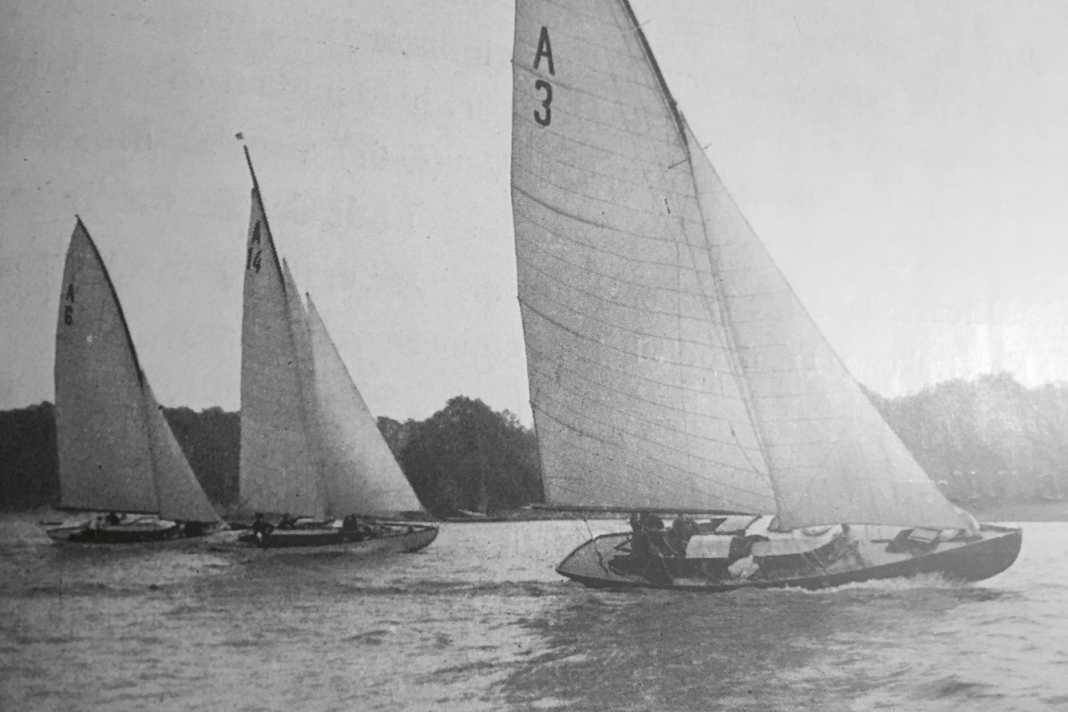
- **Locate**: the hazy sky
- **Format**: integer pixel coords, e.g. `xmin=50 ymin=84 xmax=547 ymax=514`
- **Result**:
xmin=4 ymin=0 xmax=1068 ymax=422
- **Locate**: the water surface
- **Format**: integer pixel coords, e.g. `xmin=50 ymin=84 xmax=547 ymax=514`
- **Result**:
xmin=1 ymin=516 xmax=1064 ymax=711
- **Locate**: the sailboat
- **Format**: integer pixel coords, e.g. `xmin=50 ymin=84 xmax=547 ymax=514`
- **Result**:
xmin=509 ymin=0 xmax=1021 ymax=590
xmin=234 ymin=148 xmax=438 ymax=553
xmin=46 ymin=218 xmax=223 ymax=543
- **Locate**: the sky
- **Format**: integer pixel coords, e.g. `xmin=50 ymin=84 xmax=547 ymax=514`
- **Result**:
xmin=4 ymin=0 xmax=1068 ymax=423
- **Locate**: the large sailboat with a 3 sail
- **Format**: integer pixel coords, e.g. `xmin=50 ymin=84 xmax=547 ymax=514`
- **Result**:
xmin=233 ymin=148 xmax=437 ymax=553
xmin=46 ymin=219 xmax=223 ymax=543
xmin=509 ymin=0 xmax=1020 ymax=590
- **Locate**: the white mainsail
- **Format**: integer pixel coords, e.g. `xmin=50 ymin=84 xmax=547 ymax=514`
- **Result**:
xmin=306 ymin=295 xmax=424 ymax=517
xmin=239 ymin=179 xmax=324 ymax=518
xmin=54 ymin=219 xmax=219 ymax=522
xmin=510 ymin=0 xmax=972 ymax=530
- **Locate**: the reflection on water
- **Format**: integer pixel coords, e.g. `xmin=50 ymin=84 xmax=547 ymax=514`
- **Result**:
xmin=1 ymin=516 xmax=1066 ymax=711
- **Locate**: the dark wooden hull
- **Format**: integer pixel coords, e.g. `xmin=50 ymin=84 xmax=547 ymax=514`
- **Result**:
xmin=233 ymin=522 xmax=438 ymax=554
xmin=45 ymin=518 xmax=218 ymax=544
xmin=556 ymin=523 xmax=1022 ymax=592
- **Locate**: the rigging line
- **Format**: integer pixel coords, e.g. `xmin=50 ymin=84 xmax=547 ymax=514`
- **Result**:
xmin=689 ymin=148 xmax=934 ymax=485
xmin=580 ymin=516 xmax=611 ymax=573
xmin=729 ymin=422 xmax=768 ymax=489
xmin=668 ymin=137 xmax=780 ymax=508
xmin=607 ymin=10 xmax=774 ymax=510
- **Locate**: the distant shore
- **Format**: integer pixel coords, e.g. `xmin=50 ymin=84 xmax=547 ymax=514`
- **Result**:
xmin=489 ymin=500 xmax=1068 ymax=524
xmin=8 ymin=500 xmax=1068 ymax=524
xmin=969 ymin=500 xmax=1068 ymax=523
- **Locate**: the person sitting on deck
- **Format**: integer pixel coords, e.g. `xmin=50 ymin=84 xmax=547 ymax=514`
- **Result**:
xmin=277 ymin=513 xmax=297 ymax=530
xmin=666 ymin=514 xmax=696 ymax=556
xmin=250 ymin=512 xmax=273 ymax=543
xmin=105 ymin=511 xmax=121 ymax=526
xmin=629 ymin=512 xmax=649 ymax=559
xmin=341 ymin=514 xmax=366 ymax=541
xmin=640 ymin=512 xmax=670 ymax=556
xmin=182 ymin=521 xmax=206 ymax=537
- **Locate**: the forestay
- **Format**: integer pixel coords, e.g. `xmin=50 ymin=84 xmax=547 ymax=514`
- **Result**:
xmin=306 ymin=297 xmax=425 ymax=517
xmin=55 ymin=220 xmax=219 ymax=522
xmin=239 ymin=183 xmax=324 ymax=518
xmin=510 ymin=0 xmax=971 ymax=531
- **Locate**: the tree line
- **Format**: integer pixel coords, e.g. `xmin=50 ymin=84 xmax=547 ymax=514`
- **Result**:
xmin=3 ymin=376 xmax=1068 ymax=513
xmin=0 ymin=396 xmax=541 ymax=517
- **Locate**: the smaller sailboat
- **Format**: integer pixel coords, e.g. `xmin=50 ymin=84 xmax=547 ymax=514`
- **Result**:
xmin=234 ymin=148 xmax=437 ymax=553
xmin=46 ymin=218 xmax=223 ymax=543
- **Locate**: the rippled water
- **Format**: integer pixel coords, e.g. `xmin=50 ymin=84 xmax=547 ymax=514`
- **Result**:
xmin=0 ymin=515 xmax=1065 ymax=711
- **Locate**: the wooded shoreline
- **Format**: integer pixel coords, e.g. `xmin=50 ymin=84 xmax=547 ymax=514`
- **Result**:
xmin=4 ymin=373 xmax=1068 ymax=519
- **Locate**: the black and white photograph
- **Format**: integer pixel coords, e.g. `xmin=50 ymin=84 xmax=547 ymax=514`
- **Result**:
xmin=1 ymin=1 xmax=1065 ymax=709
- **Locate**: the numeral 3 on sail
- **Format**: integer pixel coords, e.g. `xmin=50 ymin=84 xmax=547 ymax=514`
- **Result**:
xmin=533 ymin=26 xmax=555 ymax=127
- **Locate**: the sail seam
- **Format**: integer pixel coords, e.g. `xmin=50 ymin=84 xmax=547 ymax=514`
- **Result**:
xmin=524 ymin=342 xmax=739 ymax=400
xmin=514 ymin=180 xmax=702 ymax=238
xmin=519 ymin=231 xmax=786 ymax=302
xmin=515 ymin=146 xmax=703 ymax=210
xmin=521 ymin=258 xmax=725 ymax=323
xmin=517 ymin=231 xmax=719 ymax=297
xmin=515 ymin=167 xmax=708 ymax=232
xmin=613 ymin=0 xmax=783 ymax=515
xmin=514 ymin=61 xmax=675 ymax=124
xmin=527 ymin=355 xmax=754 ymax=431
xmin=521 ymin=301 xmax=739 ymax=371
xmin=518 ymin=210 xmax=718 ymax=272
xmin=523 ymin=285 xmax=730 ymax=351
xmin=534 ymin=395 xmax=771 ymax=486
xmin=537 ymin=409 xmax=773 ymax=506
